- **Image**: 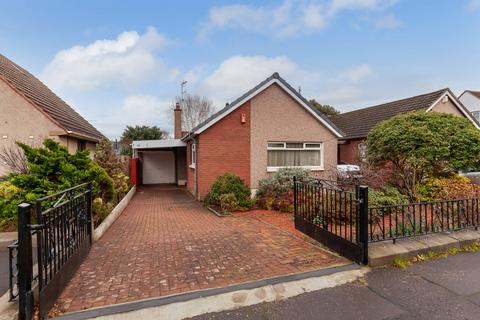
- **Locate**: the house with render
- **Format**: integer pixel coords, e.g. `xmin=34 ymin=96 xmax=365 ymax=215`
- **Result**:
xmin=131 ymin=73 xmax=344 ymax=199
xmin=459 ymin=90 xmax=480 ymax=122
xmin=0 ymin=53 xmax=104 ymax=176
xmin=330 ymin=88 xmax=480 ymax=164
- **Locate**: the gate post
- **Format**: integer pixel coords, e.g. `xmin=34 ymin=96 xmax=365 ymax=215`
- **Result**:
xmin=358 ymin=186 xmax=369 ymax=265
xmin=17 ymin=203 xmax=34 ymax=320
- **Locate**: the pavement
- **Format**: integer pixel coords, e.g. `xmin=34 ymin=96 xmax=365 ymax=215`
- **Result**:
xmin=54 ymin=185 xmax=347 ymax=315
xmin=191 ymin=251 xmax=480 ymax=320
xmin=0 ymin=249 xmax=10 ymax=295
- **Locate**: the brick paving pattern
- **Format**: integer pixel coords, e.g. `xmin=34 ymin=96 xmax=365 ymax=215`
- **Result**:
xmin=55 ymin=186 xmax=347 ymax=314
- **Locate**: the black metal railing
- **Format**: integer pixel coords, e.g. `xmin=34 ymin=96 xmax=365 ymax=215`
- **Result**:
xmin=35 ymin=183 xmax=92 ymax=294
xmin=294 ymin=177 xmax=369 ymax=264
xmin=12 ymin=183 xmax=93 ymax=320
xmin=369 ymin=198 xmax=480 ymax=242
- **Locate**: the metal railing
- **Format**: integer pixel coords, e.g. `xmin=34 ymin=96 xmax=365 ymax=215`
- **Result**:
xmin=10 ymin=183 xmax=93 ymax=320
xmin=294 ymin=177 xmax=369 ymax=264
xmin=369 ymin=198 xmax=480 ymax=242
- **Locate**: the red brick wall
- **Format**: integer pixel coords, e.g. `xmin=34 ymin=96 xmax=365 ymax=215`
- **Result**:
xmin=196 ymin=101 xmax=251 ymax=199
xmin=338 ymin=138 xmax=364 ymax=164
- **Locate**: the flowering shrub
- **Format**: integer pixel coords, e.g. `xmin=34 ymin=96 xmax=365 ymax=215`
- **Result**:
xmin=417 ymin=175 xmax=480 ymax=201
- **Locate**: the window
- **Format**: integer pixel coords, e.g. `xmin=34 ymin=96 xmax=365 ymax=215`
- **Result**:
xmin=267 ymin=142 xmax=322 ymax=171
xmin=358 ymin=143 xmax=367 ymax=162
xmin=77 ymin=140 xmax=86 ymax=151
xmin=190 ymin=143 xmax=196 ymax=168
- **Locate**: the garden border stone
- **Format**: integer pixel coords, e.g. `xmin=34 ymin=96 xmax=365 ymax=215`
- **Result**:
xmin=369 ymin=228 xmax=480 ymax=267
xmin=93 ymin=186 xmax=136 ymax=241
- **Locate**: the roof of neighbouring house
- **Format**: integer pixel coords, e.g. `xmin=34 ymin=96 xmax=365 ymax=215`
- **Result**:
xmin=460 ymin=90 xmax=480 ymax=100
xmin=329 ymin=88 xmax=475 ymax=140
xmin=0 ymin=53 xmax=104 ymax=141
xmin=183 ymin=72 xmax=344 ymax=140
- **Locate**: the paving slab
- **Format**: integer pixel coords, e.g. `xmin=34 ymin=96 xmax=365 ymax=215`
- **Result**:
xmin=446 ymin=229 xmax=480 ymax=246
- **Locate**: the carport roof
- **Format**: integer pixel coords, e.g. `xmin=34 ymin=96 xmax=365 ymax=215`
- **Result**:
xmin=132 ymin=139 xmax=186 ymax=149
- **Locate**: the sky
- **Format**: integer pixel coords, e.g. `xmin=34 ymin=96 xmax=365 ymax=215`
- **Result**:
xmin=1 ymin=0 xmax=479 ymax=139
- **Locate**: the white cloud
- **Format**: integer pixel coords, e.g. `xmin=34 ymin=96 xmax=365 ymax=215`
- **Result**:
xmin=339 ymin=64 xmax=374 ymax=83
xmin=198 ymin=0 xmax=397 ymax=39
xmin=97 ymin=95 xmax=173 ymax=138
xmin=41 ymin=27 xmax=170 ymax=92
xmin=198 ymin=55 xmax=314 ymax=107
xmin=328 ymin=0 xmax=397 ymax=15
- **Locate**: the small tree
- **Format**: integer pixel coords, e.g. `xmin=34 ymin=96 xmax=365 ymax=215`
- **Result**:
xmin=120 ymin=125 xmax=166 ymax=155
xmin=309 ymin=99 xmax=340 ymax=116
xmin=366 ymin=111 xmax=480 ymax=200
xmin=175 ymin=94 xmax=215 ymax=131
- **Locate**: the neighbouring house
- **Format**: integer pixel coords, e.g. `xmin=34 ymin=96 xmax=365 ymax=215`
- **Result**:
xmin=330 ymin=88 xmax=480 ymax=164
xmin=0 ymin=53 xmax=104 ymax=176
xmin=459 ymin=90 xmax=480 ymax=122
xmin=131 ymin=73 xmax=344 ymax=199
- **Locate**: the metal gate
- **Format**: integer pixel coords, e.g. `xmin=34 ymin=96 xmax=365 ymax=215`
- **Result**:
xmin=9 ymin=183 xmax=93 ymax=320
xmin=293 ymin=177 xmax=369 ymax=264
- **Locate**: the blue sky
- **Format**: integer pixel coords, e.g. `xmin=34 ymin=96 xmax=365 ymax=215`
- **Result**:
xmin=1 ymin=0 xmax=479 ymax=138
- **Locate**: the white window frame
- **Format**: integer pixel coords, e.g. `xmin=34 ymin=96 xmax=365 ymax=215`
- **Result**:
xmin=190 ymin=142 xmax=196 ymax=169
xmin=266 ymin=141 xmax=324 ymax=172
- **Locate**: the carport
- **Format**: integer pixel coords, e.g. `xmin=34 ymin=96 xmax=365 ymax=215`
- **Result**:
xmin=131 ymin=139 xmax=187 ymax=185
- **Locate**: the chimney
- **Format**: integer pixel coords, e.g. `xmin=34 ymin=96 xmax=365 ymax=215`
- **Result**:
xmin=174 ymin=102 xmax=182 ymax=139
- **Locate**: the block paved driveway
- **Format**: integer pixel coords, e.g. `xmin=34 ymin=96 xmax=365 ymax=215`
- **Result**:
xmin=54 ymin=185 xmax=347 ymax=314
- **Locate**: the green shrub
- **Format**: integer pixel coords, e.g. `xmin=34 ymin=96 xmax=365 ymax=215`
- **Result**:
xmin=0 ymin=139 xmax=116 ymax=230
xmin=256 ymin=168 xmax=312 ymax=212
xmin=257 ymin=167 xmax=312 ymax=197
xmin=369 ymin=187 xmax=408 ymax=207
xmin=204 ymin=173 xmax=252 ymax=211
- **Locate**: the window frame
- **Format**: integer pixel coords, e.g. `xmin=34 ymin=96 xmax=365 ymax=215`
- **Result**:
xmin=189 ymin=142 xmax=196 ymax=169
xmin=266 ymin=141 xmax=324 ymax=172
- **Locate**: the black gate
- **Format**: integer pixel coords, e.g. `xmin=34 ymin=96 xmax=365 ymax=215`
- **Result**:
xmin=10 ymin=183 xmax=93 ymax=320
xmin=293 ymin=177 xmax=369 ymax=264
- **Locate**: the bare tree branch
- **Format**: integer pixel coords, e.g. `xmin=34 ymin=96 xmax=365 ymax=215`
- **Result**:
xmin=175 ymin=94 xmax=215 ymax=131
xmin=0 ymin=144 xmax=29 ymax=174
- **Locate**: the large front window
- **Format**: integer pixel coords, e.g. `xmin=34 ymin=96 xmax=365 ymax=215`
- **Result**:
xmin=267 ymin=142 xmax=323 ymax=171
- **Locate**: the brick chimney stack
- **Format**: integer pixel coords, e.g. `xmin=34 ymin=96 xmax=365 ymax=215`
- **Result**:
xmin=174 ymin=102 xmax=182 ymax=139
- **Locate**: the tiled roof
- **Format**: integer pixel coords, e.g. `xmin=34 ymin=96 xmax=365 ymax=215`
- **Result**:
xmin=0 ymin=53 xmax=104 ymax=141
xmin=330 ymin=89 xmax=450 ymax=139
xmin=185 ymin=72 xmax=344 ymax=138
xmin=465 ymin=90 xmax=480 ymax=100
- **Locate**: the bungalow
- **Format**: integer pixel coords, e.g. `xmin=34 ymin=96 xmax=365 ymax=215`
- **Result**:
xmin=330 ymin=88 xmax=480 ymax=164
xmin=0 ymin=53 xmax=104 ymax=176
xmin=131 ymin=73 xmax=344 ymax=199
xmin=459 ymin=90 xmax=480 ymax=122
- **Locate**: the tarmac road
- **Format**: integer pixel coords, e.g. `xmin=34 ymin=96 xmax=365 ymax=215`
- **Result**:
xmin=191 ymin=251 xmax=480 ymax=320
